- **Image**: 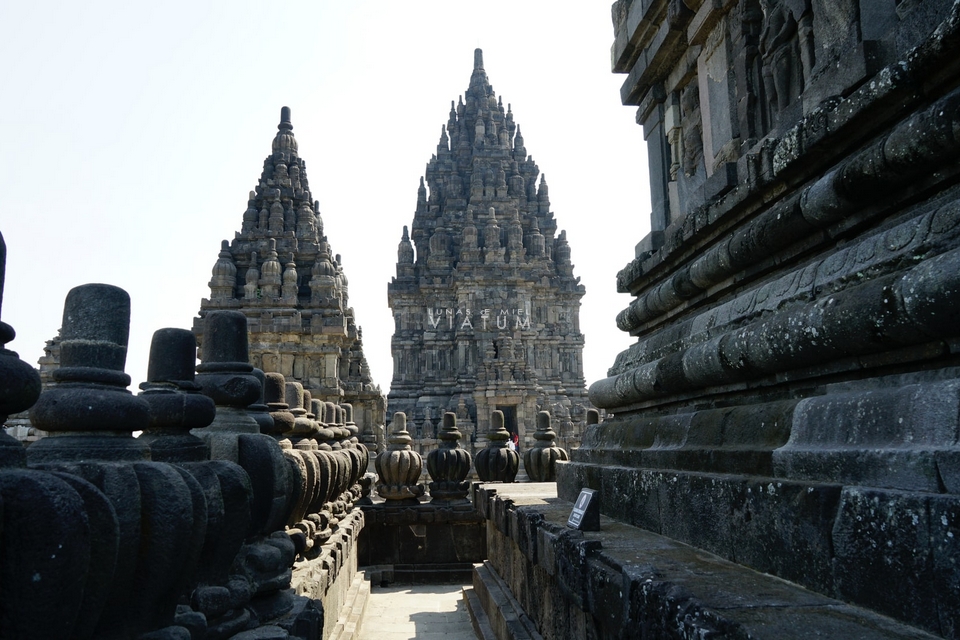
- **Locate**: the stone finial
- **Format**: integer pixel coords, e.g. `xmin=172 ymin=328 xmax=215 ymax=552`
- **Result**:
xmin=273 ymin=106 xmax=298 ymax=156
xmin=475 ymin=410 xmax=519 ymax=482
xmin=528 ymin=217 xmax=546 ymax=258
xmin=538 ymin=174 xmax=549 ymax=199
xmin=209 ymin=240 xmax=237 ymax=300
xmin=0 ymin=231 xmax=41 ymax=466
xmin=474 ymin=48 xmax=484 ymax=70
xmin=29 ymin=284 xmax=151 ymax=462
xmin=398 ymin=226 xmax=414 ymax=265
xmin=193 ymin=311 xmax=262 ymax=453
xmin=523 ymin=411 xmax=569 ymax=482
xmin=246 ymin=367 xmax=275 ymax=434
xmin=137 ymin=328 xmax=214 ymax=462
xmin=426 ymin=412 xmax=472 ymax=503
xmin=259 ymin=239 xmax=282 ymax=298
xmin=375 ymin=412 xmax=425 ymax=503
xmin=285 ymin=381 xmax=316 ymax=441
xmin=195 ymin=311 xmax=294 ymax=535
xmin=263 ymin=371 xmax=295 ymax=436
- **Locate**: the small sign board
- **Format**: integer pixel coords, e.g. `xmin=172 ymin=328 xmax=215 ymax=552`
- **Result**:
xmin=567 ymin=488 xmax=600 ymax=531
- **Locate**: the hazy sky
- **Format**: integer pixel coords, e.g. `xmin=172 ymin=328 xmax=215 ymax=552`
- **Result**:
xmin=0 ymin=1 xmax=650 ymax=396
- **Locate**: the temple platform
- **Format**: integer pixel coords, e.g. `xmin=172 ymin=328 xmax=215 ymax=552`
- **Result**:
xmin=470 ymin=483 xmax=940 ymax=639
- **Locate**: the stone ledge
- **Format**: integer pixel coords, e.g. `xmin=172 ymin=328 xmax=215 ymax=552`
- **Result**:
xmin=362 ymin=563 xmax=477 ymax=585
xmin=291 ymin=509 xmax=364 ymax=640
xmin=360 ymin=499 xmax=483 ymax=525
xmin=476 ymin=484 xmax=942 ymax=639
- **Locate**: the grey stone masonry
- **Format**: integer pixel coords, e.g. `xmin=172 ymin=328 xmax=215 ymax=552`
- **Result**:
xmin=567 ymin=1 xmax=960 ymax=636
xmin=196 ymin=107 xmax=385 ymax=442
xmin=388 ymin=49 xmax=591 ymax=455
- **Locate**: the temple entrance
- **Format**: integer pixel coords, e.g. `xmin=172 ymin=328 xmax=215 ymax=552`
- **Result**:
xmin=496 ymin=404 xmax=517 ymax=437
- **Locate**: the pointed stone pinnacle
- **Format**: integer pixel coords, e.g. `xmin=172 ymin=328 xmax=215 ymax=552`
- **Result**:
xmin=279 ymin=106 xmax=293 ymax=131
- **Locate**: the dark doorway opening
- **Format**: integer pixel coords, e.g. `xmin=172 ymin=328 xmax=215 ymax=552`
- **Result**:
xmin=497 ymin=405 xmax=518 ymax=436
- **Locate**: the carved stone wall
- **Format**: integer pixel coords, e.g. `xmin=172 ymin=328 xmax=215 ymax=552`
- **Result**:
xmin=569 ymin=1 xmax=960 ymax=636
xmin=387 ymin=50 xmax=591 ymax=453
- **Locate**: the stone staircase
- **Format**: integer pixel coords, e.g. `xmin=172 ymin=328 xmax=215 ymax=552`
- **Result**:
xmin=329 ymin=571 xmax=371 ymax=640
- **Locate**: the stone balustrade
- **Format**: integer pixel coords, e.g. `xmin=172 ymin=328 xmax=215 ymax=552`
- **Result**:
xmin=0 ymin=230 xmax=363 ymax=639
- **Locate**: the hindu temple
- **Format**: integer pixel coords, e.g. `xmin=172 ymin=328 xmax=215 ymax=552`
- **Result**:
xmin=194 ymin=107 xmax=386 ymax=441
xmin=387 ymin=49 xmax=591 ymax=452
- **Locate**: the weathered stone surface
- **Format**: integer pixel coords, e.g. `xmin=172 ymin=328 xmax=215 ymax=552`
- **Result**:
xmin=0 ymin=469 xmax=97 ymax=639
xmin=570 ymin=4 xmax=960 ymax=634
xmin=358 ymin=501 xmax=485 ymax=572
xmin=476 ymin=484 xmax=941 ymax=639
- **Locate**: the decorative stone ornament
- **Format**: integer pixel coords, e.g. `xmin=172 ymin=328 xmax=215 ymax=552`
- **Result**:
xmin=475 ymin=410 xmax=519 ymax=482
xmin=137 ymin=327 xmax=215 ymax=463
xmin=375 ymin=412 xmax=425 ymax=503
xmin=25 ymin=283 xmax=211 ymax=637
xmin=523 ymin=410 xmax=569 ymax=482
xmin=194 ymin=310 xmax=262 ymax=455
xmin=28 ymin=283 xmax=152 ymax=462
xmin=426 ymin=412 xmax=473 ymax=503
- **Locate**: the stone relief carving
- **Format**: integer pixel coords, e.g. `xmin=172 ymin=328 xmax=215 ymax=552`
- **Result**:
xmin=681 ymin=81 xmax=704 ymax=178
xmin=760 ymin=0 xmax=815 ymax=119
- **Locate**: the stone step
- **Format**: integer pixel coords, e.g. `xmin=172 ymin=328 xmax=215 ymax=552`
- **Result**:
xmin=471 ymin=561 xmax=543 ymax=640
xmin=463 ymin=585 xmax=496 ymax=640
xmin=329 ymin=570 xmax=370 ymax=640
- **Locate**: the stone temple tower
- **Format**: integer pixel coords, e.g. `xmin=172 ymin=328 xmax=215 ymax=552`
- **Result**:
xmin=388 ymin=49 xmax=590 ymax=449
xmin=196 ymin=107 xmax=385 ymax=436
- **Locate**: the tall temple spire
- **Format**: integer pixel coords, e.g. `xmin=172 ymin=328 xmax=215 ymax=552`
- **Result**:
xmin=388 ymin=50 xmax=590 ymax=452
xmin=197 ymin=106 xmax=385 ymax=436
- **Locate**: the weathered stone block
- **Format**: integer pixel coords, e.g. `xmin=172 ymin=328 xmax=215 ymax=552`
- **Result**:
xmin=831 ymin=488 xmax=951 ymax=634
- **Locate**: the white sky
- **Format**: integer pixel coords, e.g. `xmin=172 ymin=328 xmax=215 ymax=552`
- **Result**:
xmin=0 ymin=1 xmax=650 ymax=396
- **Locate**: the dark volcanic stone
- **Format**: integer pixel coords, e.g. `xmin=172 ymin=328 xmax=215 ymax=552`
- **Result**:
xmin=200 ymin=311 xmax=250 ymax=366
xmin=832 ymin=488 xmax=929 ymax=629
xmin=147 ymin=328 xmax=199 ymax=384
xmin=0 ymin=470 xmax=94 ymax=639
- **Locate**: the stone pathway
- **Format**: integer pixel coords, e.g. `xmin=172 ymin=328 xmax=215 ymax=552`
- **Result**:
xmin=358 ymin=583 xmax=477 ymax=640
